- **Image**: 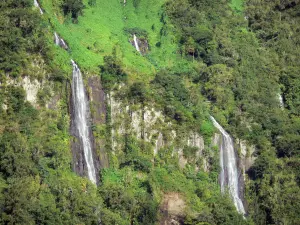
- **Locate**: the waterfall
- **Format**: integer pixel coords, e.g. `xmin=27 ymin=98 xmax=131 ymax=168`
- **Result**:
xmin=210 ymin=116 xmax=246 ymax=215
xmin=54 ymin=32 xmax=60 ymax=46
xmin=278 ymin=93 xmax=284 ymax=109
xmin=60 ymin=38 xmax=68 ymax=49
xmin=34 ymin=0 xmax=43 ymax=14
xmin=71 ymin=60 xmax=97 ymax=184
xmin=54 ymin=32 xmax=69 ymax=50
xmin=133 ymin=34 xmax=141 ymax=53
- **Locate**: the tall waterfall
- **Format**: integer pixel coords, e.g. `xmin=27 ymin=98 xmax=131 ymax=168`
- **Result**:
xmin=33 ymin=0 xmax=43 ymax=14
xmin=210 ymin=116 xmax=246 ymax=215
xmin=71 ymin=60 xmax=97 ymax=184
xmin=133 ymin=34 xmax=141 ymax=53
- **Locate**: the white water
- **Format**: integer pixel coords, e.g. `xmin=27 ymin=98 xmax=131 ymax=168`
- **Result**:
xmin=210 ymin=116 xmax=246 ymax=215
xmin=54 ymin=32 xmax=60 ymax=46
xmin=34 ymin=0 xmax=43 ymax=14
xmin=71 ymin=60 xmax=97 ymax=184
xmin=54 ymin=32 xmax=68 ymax=49
xmin=60 ymin=38 xmax=68 ymax=49
xmin=278 ymin=93 xmax=284 ymax=109
xmin=133 ymin=34 xmax=141 ymax=53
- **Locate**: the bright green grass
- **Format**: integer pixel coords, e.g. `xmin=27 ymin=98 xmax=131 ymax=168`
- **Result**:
xmin=230 ymin=0 xmax=244 ymax=13
xmin=40 ymin=0 xmax=189 ymax=78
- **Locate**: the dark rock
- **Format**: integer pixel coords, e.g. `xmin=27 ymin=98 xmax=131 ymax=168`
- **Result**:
xmin=130 ymin=36 xmax=149 ymax=55
xmin=88 ymin=76 xmax=109 ymax=169
xmin=69 ymin=78 xmax=102 ymax=184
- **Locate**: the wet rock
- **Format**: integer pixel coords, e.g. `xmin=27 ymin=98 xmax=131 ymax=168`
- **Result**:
xmin=69 ymin=69 xmax=100 ymax=184
xmin=54 ymin=32 xmax=69 ymax=50
xmin=88 ymin=76 xmax=109 ymax=169
xmin=130 ymin=35 xmax=149 ymax=55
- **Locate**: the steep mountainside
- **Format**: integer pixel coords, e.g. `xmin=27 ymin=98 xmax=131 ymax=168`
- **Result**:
xmin=0 ymin=0 xmax=299 ymax=224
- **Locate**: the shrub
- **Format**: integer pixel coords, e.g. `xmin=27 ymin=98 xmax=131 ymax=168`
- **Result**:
xmin=62 ymin=0 xmax=85 ymax=22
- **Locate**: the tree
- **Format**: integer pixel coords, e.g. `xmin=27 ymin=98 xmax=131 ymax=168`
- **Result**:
xmin=128 ymin=82 xmax=148 ymax=104
xmin=62 ymin=0 xmax=84 ymax=22
xmin=100 ymin=55 xmax=127 ymax=90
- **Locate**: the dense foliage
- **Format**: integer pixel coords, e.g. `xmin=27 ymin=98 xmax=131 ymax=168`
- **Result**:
xmin=0 ymin=1 xmax=100 ymax=224
xmin=62 ymin=0 xmax=84 ymax=22
xmin=0 ymin=0 xmax=49 ymax=77
xmin=165 ymin=0 xmax=300 ymax=224
xmin=0 ymin=0 xmax=299 ymax=224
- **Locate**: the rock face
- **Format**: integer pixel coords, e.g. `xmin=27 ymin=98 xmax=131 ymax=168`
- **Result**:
xmin=69 ymin=75 xmax=109 ymax=183
xmin=88 ymin=76 xmax=109 ymax=169
xmin=109 ymin=92 xmax=206 ymax=170
xmin=22 ymin=77 xmax=43 ymax=106
xmin=212 ymin=133 xmax=256 ymax=213
xmin=160 ymin=193 xmax=186 ymax=225
xmin=154 ymin=132 xmax=163 ymax=155
xmin=238 ymin=139 xmax=256 ymax=178
xmin=69 ymin=67 xmax=101 ymax=184
xmin=3 ymin=76 xmax=42 ymax=107
xmin=211 ymin=129 xmax=245 ymax=214
xmin=179 ymin=132 xmax=205 ymax=169
xmin=130 ymin=35 xmax=149 ymax=55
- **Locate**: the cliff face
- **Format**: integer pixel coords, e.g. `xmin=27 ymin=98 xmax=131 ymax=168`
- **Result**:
xmin=160 ymin=193 xmax=186 ymax=225
xmin=130 ymin=36 xmax=149 ymax=55
xmin=88 ymin=76 xmax=109 ymax=169
xmin=2 ymin=75 xmax=59 ymax=110
xmin=212 ymin=133 xmax=256 ymax=212
xmin=109 ymin=91 xmax=207 ymax=170
xmin=70 ymin=75 xmax=108 ymax=183
xmin=69 ymin=79 xmax=97 ymax=180
xmin=13 ymin=74 xmax=255 ymax=188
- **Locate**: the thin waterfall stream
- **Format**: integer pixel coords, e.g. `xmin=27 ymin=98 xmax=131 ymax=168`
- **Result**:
xmin=210 ymin=116 xmax=246 ymax=215
xmin=278 ymin=93 xmax=284 ymax=109
xmin=54 ymin=32 xmax=61 ymax=46
xmin=54 ymin=32 xmax=69 ymax=49
xmin=71 ymin=60 xmax=97 ymax=184
xmin=133 ymin=34 xmax=141 ymax=53
xmin=33 ymin=0 xmax=98 ymax=184
xmin=34 ymin=0 xmax=43 ymax=14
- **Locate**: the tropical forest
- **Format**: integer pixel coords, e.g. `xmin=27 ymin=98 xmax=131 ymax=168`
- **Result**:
xmin=0 ymin=0 xmax=299 ymax=224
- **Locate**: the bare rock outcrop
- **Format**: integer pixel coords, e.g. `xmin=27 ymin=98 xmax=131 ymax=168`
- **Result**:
xmin=160 ymin=193 xmax=186 ymax=225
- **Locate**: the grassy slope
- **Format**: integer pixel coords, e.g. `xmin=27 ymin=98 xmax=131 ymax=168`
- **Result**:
xmin=40 ymin=0 xmax=186 ymax=78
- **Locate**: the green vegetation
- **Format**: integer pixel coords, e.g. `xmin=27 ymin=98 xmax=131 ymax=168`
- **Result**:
xmin=62 ymin=0 xmax=85 ymax=22
xmin=230 ymin=0 xmax=244 ymax=13
xmin=0 ymin=0 xmax=299 ymax=224
xmin=39 ymin=0 xmax=186 ymax=75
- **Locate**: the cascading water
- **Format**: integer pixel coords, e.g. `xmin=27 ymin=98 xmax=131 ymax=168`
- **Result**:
xmin=54 ymin=32 xmax=69 ymax=50
xmin=34 ymin=0 xmax=96 ymax=183
xmin=54 ymin=32 xmax=60 ymax=46
xmin=33 ymin=0 xmax=43 ymax=14
xmin=278 ymin=93 xmax=284 ymax=109
xmin=133 ymin=34 xmax=141 ymax=53
xmin=210 ymin=116 xmax=246 ymax=215
xmin=71 ymin=60 xmax=97 ymax=184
